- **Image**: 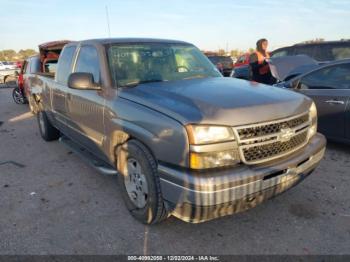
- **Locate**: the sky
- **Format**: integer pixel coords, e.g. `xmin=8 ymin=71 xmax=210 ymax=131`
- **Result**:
xmin=0 ymin=0 xmax=349 ymax=52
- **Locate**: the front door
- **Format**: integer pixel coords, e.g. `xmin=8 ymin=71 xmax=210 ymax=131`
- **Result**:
xmin=297 ymin=63 xmax=350 ymax=139
xmin=65 ymin=45 xmax=107 ymax=160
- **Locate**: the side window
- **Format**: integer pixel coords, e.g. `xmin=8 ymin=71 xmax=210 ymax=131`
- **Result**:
xmin=56 ymin=46 xmax=77 ymax=85
xmin=74 ymin=46 xmax=100 ymax=83
xmin=331 ymin=45 xmax=350 ymax=60
xmin=299 ymin=64 xmax=350 ymax=90
xmin=44 ymin=61 xmax=58 ymax=74
xmin=313 ymin=45 xmax=333 ymax=61
xmin=293 ymin=46 xmax=316 ymax=59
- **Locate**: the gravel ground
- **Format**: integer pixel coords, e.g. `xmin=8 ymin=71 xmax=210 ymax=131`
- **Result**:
xmin=0 ymin=87 xmax=349 ymax=255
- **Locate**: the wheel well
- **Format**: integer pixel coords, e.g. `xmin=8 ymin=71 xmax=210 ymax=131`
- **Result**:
xmin=113 ymin=136 xmax=156 ymax=170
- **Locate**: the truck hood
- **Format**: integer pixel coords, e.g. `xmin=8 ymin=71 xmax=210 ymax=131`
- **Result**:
xmin=119 ymin=77 xmax=312 ymax=126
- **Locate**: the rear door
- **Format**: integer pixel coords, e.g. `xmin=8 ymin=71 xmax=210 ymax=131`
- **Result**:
xmin=297 ymin=63 xmax=350 ymax=139
xmin=65 ymin=44 xmax=106 ymax=158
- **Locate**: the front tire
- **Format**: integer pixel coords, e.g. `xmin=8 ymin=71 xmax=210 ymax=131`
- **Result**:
xmin=117 ymin=140 xmax=169 ymax=224
xmin=37 ymin=111 xmax=60 ymax=141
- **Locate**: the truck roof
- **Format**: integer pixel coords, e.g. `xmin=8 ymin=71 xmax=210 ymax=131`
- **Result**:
xmin=77 ymin=38 xmax=192 ymax=45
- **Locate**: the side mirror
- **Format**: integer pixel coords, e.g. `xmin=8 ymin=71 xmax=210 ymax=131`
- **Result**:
xmin=68 ymin=72 xmax=101 ymax=90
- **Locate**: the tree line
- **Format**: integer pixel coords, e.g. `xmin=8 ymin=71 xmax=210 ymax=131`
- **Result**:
xmin=0 ymin=49 xmax=38 ymax=61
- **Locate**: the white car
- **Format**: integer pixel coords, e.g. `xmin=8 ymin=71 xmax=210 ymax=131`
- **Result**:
xmin=0 ymin=61 xmax=16 ymax=70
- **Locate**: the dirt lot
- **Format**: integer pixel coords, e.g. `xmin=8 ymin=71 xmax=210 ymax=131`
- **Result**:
xmin=0 ymin=86 xmax=349 ymax=255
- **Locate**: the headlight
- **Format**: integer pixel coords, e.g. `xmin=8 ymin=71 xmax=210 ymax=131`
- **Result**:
xmin=308 ymin=102 xmax=317 ymax=139
xmin=186 ymin=125 xmax=239 ymax=169
xmin=186 ymin=125 xmax=235 ymax=145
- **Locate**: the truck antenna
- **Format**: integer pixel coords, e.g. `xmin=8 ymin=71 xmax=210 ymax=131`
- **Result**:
xmin=105 ymin=5 xmax=111 ymax=37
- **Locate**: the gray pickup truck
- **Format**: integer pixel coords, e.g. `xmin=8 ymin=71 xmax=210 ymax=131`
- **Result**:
xmin=33 ymin=38 xmax=326 ymax=224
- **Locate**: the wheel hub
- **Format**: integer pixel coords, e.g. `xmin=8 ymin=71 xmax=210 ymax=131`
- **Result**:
xmin=123 ymin=158 xmax=148 ymax=208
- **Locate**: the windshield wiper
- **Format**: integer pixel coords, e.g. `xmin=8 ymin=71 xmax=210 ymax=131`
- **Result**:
xmin=120 ymin=79 xmax=165 ymax=88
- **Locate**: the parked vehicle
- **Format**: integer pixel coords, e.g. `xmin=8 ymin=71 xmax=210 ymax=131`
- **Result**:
xmin=232 ymin=40 xmax=350 ymax=81
xmin=231 ymin=53 xmax=251 ymax=79
xmin=275 ymin=59 xmax=350 ymax=143
xmin=15 ymin=61 xmax=23 ymax=69
xmin=0 ymin=68 xmax=19 ymax=87
xmin=0 ymin=61 xmax=15 ymax=70
xmin=12 ymin=65 xmax=26 ymax=104
xmin=12 ymin=58 xmax=34 ymax=104
xmin=34 ymin=38 xmax=326 ymax=224
xmin=207 ymin=55 xmax=234 ymax=76
xmin=271 ymin=40 xmax=350 ymax=62
xmin=21 ymin=41 xmax=70 ymax=113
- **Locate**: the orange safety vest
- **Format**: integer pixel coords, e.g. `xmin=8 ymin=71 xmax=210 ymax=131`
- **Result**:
xmin=255 ymin=51 xmax=270 ymax=75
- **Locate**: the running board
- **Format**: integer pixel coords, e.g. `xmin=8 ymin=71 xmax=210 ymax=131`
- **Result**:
xmin=59 ymin=136 xmax=118 ymax=176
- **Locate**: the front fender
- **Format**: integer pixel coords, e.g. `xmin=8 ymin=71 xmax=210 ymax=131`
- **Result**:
xmin=105 ymin=98 xmax=189 ymax=168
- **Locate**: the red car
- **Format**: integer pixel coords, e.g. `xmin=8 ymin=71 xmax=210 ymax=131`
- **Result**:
xmin=15 ymin=61 xmax=22 ymax=69
xmin=231 ymin=53 xmax=252 ymax=79
xmin=234 ymin=53 xmax=250 ymax=68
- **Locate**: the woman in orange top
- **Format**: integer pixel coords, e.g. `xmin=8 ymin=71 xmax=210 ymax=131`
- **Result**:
xmin=249 ymin=38 xmax=276 ymax=85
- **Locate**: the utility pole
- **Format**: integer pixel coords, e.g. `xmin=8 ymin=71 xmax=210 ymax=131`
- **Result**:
xmin=105 ymin=5 xmax=111 ymax=37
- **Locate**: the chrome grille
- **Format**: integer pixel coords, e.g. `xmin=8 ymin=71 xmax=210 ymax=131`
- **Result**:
xmin=242 ymin=131 xmax=308 ymax=163
xmin=234 ymin=113 xmax=311 ymax=164
xmin=237 ymin=114 xmax=309 ymax=140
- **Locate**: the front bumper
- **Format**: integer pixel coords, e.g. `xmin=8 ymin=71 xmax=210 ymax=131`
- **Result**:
xmin=158 ymin=133 xmax=326 ymax=223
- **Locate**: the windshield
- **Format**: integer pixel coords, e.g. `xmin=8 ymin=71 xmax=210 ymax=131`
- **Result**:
xmin=106 ymin=43 xmax=222 ymax=87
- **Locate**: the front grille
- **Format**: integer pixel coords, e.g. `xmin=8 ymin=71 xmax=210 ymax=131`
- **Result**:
xmin=234 ymin=113 xmax=311 ymax=164
xmin=237 ymin=114 xmax=309 ymax=140
xmin=242 ymin=131 xmax=308 ymax=163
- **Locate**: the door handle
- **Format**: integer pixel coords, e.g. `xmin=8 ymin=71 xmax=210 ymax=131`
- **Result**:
xmin=325 ymin=100 xmax=345 ymax=105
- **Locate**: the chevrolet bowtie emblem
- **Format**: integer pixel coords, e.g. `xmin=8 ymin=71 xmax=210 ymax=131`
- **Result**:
xmin=278 ymin=128 xmax=295 ymax=142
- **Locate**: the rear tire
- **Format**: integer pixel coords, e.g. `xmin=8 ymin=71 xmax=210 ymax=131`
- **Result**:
xmin=116 ymin=140 xmax=169 ymax=224
xmin=37 ymin=110 xmax=60 ymax=141
xmin=12 ymin=87 xmax=25 ymax=104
